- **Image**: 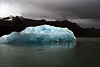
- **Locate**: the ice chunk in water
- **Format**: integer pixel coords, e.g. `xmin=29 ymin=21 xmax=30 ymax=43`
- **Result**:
xmin=0 ymin=25 xmax=76 ymax=44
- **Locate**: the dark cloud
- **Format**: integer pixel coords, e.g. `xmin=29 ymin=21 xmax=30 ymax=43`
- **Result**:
xmin=0 ymin=0 xmax=100 ymax=28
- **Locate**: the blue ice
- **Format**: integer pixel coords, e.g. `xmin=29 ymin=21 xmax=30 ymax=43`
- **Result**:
xmin=0 ymin=25 xmax=76 ymax=44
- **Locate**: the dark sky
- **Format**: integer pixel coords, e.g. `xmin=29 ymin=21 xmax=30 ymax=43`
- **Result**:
xmin=0 ymin=0 xmax=100 ymax=29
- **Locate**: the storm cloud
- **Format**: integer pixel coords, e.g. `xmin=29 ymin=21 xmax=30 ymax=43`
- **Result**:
xmin=0 ymin=0 xmax=100 ymax=28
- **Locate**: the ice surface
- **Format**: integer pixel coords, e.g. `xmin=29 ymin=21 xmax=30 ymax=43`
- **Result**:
xmin=0 ymin=25 xmax=76 ymax=44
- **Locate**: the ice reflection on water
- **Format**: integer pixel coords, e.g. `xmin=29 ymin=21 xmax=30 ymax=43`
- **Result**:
xmin=1 ymin=42 xmax=76 ymax=48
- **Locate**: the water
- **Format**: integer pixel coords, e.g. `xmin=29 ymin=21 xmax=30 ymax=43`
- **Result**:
xmin=0 ymin=38 xmax=100 ymax=67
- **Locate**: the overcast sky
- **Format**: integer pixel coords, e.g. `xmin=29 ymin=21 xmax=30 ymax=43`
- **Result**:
xmin=0 ymin=0 xmax=100 ymax=29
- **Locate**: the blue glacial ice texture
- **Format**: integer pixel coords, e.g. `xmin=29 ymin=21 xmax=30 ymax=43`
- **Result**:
xmin=0 ymin=25 xmax=76 ymax=44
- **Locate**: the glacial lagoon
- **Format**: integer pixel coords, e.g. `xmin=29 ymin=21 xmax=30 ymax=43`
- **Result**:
xmin=0 ymin=38 xmax=100 ymax=67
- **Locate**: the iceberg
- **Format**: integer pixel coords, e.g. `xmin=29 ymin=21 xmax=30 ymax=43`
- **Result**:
xmin=0 ymin=25 xmax=76 ymax=44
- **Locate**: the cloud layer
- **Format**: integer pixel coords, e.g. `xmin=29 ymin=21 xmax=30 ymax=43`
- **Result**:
xmin=0 ymin=0 xmax=100 ymax=28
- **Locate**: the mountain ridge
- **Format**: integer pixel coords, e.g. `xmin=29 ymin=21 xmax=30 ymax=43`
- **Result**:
xmin=0 ymin=16 xmax=100 ymax=37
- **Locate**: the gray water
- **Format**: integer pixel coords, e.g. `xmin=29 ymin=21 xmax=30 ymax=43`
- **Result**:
xmin=0 ymin=38 xmax=100 ymax=67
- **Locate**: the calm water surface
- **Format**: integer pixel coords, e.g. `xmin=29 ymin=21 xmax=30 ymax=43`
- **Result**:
xmin=0 ymin=38 xmax=100 ymax=67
